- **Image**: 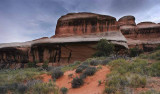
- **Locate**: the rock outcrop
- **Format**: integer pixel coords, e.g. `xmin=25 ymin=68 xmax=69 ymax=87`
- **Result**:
xmin=0 ymin=12 xmax=160 ymax=68
xmin=54 ymin=12 xmax=119 ymax=37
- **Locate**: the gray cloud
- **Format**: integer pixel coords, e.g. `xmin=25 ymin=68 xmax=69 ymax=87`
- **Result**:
xmin=0 ymin=0 xmax=160 ymax=43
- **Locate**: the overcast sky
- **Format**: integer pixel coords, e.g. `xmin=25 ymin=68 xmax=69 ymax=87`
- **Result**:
xmin=0 ymin=0 xmax=160 ymax=43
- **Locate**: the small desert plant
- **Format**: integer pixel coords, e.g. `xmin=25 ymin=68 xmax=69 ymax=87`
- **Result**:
xmin=52 ymin=69 xmax=64 ymax=79
xmin=60 ymin=87 xmax=68 ymax=94
xmin=98 ymin=80 xmax=102 ymax=86
xmin=84 ymin=67 xmax=96 ymax=76
xmin=97 ymin=65 xmax=102 ymax=70
xmin=61 ymin=61 xmax=81 ymax=72
xmin=30 ymin=82 xmax=58 ymax=94
xmin=129 ymin=74 xmax=146 ymax=88
xmin=42 ymin=60 xmax=49 ymax=70
xmin=90 ymin=60 xmax=99 ymax=66
xmin=71 ymin=77 xmax=84 ymax=88
xmin=140 ymin=90 xmax=160 ymax=94
xmin=27 ymin=62 xmax=37 ymax=68
xmin=17 ymin=84 xmax=28 ymax=94
xmin=129 ymin=47 xmax=143 ymax=57
xmin=68 ymin=74 xmax=73 ymax=78
xmin=105 ymin=86 xmax=117 ymax=94
xmin=76 ymin=67 xmax=83 ymax=73
xmin=101 ymin=59 xmax=111 ymax=65
xmin=79 ymin=73 xmax=87 ymax=79
xmin=149 ymin=62 xmax=160 ymax=77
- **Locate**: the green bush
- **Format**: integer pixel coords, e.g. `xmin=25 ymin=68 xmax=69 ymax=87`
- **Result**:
xmin=42 ymin=60 xmax=49 ymax=70
xmin=61 ymin=61 xmax=81 ymax=72
xmin=140 ymin=90 xmax=160 ymax=94
xmin=76 ymin=67 xmax=83 ymax=73
xmin=107 ymin=73 xmax=128 ymax=88
xmin=79 ymin=73 xmax=87 ymax=79
xmin=84 ymin=67 xmax=96 ymax=76
xmin=27 ymin=62 xmax=37 ymax=68
xmin=149 ymin=62 xmax=160 ymax=77
xmin=71 ymin=77 xmax=84 ymax=88
xmin=129 ymin=47 xmax=143 ymax=57
xmin=104 ymin=86 xmax=117 ymax=94
xmin=90 ymin=60 xmax=99 ymax=66
xmin=129 ymin=74 xmax=146 ymax=88
xmin=52 ymin=69 xmax=64 ymax=79
xmin=30 ymin=82 xmax=59 ymax=94
xmin=60 ymin=87 xmax=68 ymax=94
xmin=93 ymin=39 xmax=114 ymax=57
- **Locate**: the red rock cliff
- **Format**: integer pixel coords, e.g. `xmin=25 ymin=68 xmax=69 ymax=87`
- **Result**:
xmin=54 ymin=12 xmax=119 ymax=37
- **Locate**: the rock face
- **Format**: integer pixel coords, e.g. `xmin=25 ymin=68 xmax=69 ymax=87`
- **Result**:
xmin=119 ymin=15 xmax=160 ymax=50
xmin=54 ymin=13 xmax=119 ymax=37
xmin=118 ymin=15 xmax=136 ymax=26
xmin=0 ymin=12 xmax=160 ymax=68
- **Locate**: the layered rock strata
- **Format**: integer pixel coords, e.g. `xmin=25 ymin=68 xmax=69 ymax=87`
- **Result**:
xmin=0 ymin=12 xmax=160 ymax=68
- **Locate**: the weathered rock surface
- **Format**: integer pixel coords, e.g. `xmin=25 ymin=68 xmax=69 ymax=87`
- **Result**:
xmin=118 ymin=15 xmax=136 ymax=26
xmin=54 ymin=12 xmax=119 ymax=37
xmin=0 ymin=12 xmax=160 ymax=68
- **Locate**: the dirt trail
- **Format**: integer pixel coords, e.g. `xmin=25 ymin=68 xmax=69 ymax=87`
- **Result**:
xmin=41 ymin=66 xmax=110 ymax=94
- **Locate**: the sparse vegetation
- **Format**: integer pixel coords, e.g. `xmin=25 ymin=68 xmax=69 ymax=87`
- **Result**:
xmin=61 ymin=61 xmax=81 ymax=72
xmin=42 ymin=60 xmax=49 ymax=70
xmin=60 ymin=87 xmax=68 ymax=94
xmin=98 ymin=80 xmax=102 ymax=86
xmin=71 ymin=77 xmax=84 ymax=88
xmin=52 ymin=68 xmax=64 ymax=79
xmin=129 ymin=47 xmax=143 ymax=57
xmin=83 ymin=67 xmax=96 ymax=76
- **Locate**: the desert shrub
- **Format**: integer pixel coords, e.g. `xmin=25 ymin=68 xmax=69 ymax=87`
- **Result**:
xmin=30 ymin=82 xmax=58 ymax=94
xmin=76 ymin=67 xmax=83 ymax=73
xmin=78 ymin=64 xmax=88 ymax=70
xmin=68 ymin=74 xmax=73 ymax=78
xmin=107 ymin=74 xmax=128 ymax=88
xmin=52 ymin=69 xmax=64 ymax=79
xmin=104 ymin=86 xmax=117 ymax=94
xmin=149 ymin=50 xmax=160 ymax=60
xmin=98 ymin=80 xmax=102 ymax=86
xmin=84 ymin=67 xmax=96 ymax=76
xmin=129 ymin=47 xmax=143 ymax=57
xmin=0 ymin=68 xmax=45 ymax=86
xmin=42 ymin=60 xmax=49 ymax=70
xmin=71 ymin=77 xmax=84 ymax=88
xmin=155 ymin=45 xmax=160 ymax=50
xmin=140 ymin=90 xmax=160 ymax=94
xmin=61 ymin=61 xmax=81 ymax=72
xmin=101 ymin=59 xmax=111 ymax=65
xmin=97 ymin=65 xmax=102 ymax=70
xmin=60 ymin=87 xmax=68 ymax=94
xmin=27 ymin=62 xmax=37 ymax=68
xmin=108 ymin=59 xmax=129 ymax=70
xmin=90 ymin=60 xmax=99 ymax=66
xmin=79 ymin=73 xmax=87 ymax=79
xmin=17 ymin=84 xmax=28 ymax=94
xmin=26 ymin=80 xmax=42 ymax=88
xmin=0 ymin=86 xmax=7 ymax=94
xmin=93 ymin=39 xmax=114 ymax=57
xmin=129 ymin=74 xmax=146 ymax=88
xmin=129 ymin=59 xmax=149 ymax=75
xmin=149 ymin=62 xmax=160 ymax=77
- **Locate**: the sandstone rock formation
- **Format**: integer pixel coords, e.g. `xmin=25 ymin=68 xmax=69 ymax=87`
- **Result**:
xmin=54 ymin=12 xmax=119 ymax=37
xmin=0 ymin=12 xmax=160 ymax=68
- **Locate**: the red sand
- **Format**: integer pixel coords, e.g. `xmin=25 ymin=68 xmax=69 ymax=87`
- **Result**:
xmin=41 ymin=66 xmax=110 ymax=94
